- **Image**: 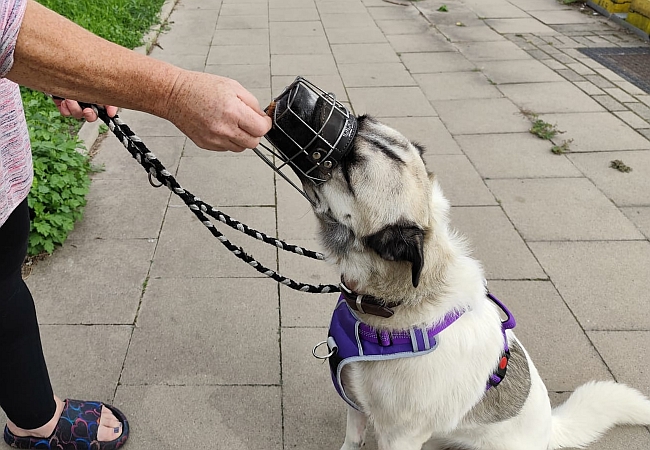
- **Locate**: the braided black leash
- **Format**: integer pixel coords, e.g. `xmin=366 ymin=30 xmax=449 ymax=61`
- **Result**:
xmin=81 ymin=103 xmax=340 ymax=294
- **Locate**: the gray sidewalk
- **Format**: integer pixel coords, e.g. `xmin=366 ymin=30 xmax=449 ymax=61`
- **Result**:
xmin=12 ymin=0 xmax=650 ymax=448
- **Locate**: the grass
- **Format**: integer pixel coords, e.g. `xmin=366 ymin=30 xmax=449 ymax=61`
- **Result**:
xmin=38 ymin=0 xmax=166 ymax=49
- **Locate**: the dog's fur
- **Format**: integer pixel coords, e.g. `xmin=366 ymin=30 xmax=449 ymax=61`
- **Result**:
xmin=299 ymin=116 xmax=650 ymax=450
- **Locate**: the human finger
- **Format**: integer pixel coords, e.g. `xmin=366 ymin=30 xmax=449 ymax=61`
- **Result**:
xmin=82 ymin=107 xmax=99 ymax=122
xmin=105 ymin=106 xmax=118 ymax=117
xmin=238 ymin=103 xmax=272 ymax=138
xmin=236 ymin=87 xmax=267 ymax=117
xmin=63 ymin=99 xmax=85 ymax=120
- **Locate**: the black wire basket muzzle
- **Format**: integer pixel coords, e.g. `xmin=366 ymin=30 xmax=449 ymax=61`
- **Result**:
xmin=254 ymin=77 xmax=358 ymax=204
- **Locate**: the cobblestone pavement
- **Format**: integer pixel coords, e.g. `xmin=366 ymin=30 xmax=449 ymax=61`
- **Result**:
xmin=9 ymin=0 xmax=650 ymax=449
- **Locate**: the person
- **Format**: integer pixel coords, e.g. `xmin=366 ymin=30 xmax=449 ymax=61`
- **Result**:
xmin=0 ymin=0 xmax=272 ymax=449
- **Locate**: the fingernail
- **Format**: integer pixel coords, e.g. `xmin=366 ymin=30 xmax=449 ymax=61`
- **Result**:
xmin=114 ymin=426 xmax=121 ymax=433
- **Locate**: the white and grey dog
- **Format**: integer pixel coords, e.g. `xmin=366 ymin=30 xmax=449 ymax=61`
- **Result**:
xmin=299 ymin=116 xmax=650 ymax=450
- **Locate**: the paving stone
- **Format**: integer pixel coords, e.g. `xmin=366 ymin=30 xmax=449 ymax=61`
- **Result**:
xmin=415 ymin=72 xmax=503 ymax=101
xmin=627 ymin=102 xmax=650 ymax=121
xmin=269 ymin=0 xmax=316 ymax=9
xmin=485 ymin=18 xmax=557 ymax=34
xmin=603 ymin=87 xmax=638 ymax=104
xmin=437 ymin=24 xmax=507 ymax=43
xmin=275 ymin=168 xmax=320 ymax=240
xmin=400 ymin=52 xmax=476 ymax=73
xmin=39 ymin=325 xmax=131 ymax=403
xmin=477 ymin=59 xmax=564 ymax=84
xmin=499 ymin=81 xmax=604 ymax=113
xmin=527 ymin=48 xmax=553 ymax=61
xmin=621 ymin=207 xmax=650 ymax=239
xmin=212 ymin=28 xmax=270 ymax=46
xmin=216 ymin=15 xmax=269 ymax=29
xmin=282 ymin=328 xmax=347 ymax=450
xmin=270 ymin=21 xmax=325 ymax=37
xmin=278 ymin=236 xmax=340 ymax=287
xmin=272 ymin=74 xmax=346 ymax=101
xmin=380 ymin=116 xmax=463 ymax=155
xmin=434 ymin=98 xmax=532 ymax=135
xmin=592 ymin=94 xmax=627 ymax=112
xmin=339 ymin=62 xmax=416 ymax=87
xmin=27 ymin=239 xmax=155 ymax=324
xmin=529 ymin=10 xmax=596 ymax=25
xmin=486 ymin=178 xmax=643 ymax=241
xmin=204 ymin=63 xmax=271 ymax=89
xmin=456 ymin=133 xmax=582 ymax=179
xmin=387 ymin=32 xmax=456 ymax=53
xmin=331 ymin=43 xmax=401 ymax=64
xmin=114 ymin=109 xmax=184 ymax=137
xmin=529 ymin=241 xmax=650 ymax=330
xmin=375 ymin=19 xmax=434 ymax=35
xmin=486 ymin=280 xmax=612 ymax=391
xmin=150 ymin=51 xmax=206 ymax=71
xmin=206 ymin=44 xmax=270 ymax=65
xmin=326 ymin=26 xmax=388 ymax=44
xmin=449 ymin=207 xmax=546 ymax=280
xmin=270 ymin=35 xmax=331 ymax=54
xmin=151 ymin=206 xmax=277 ymax=278
xmin=425 ymin=155 xmax=497 ymax=206
xmin=123 ymin=277 xmax=280 ymax=385
xmin=271 ymin=53 xmax=339 ymax=75
xmin=115 ymin=385 xmax=282 ymax=450
xmin=589 ymin=332 xmax=650 ymax=397
xmin=584 ymin=73 xmax=616 ymax=89
xmin=220 ymin=2 xmax=268 ymax=15
xmin=567 ymin=151 xmax=650 ymax=206
xmin=456 ymin=40 xmax=532 ymax=61
xmin=347 ymin=86 xmax=437 ymax=117
xmin=320 ymin=12 xmax=377 ymax=29
xmin=556 ymin=68 xmax=586 ymax=83
xmin=573 ymin=80 xmax=605 ymax=96
xmin=538 ymin=112 xmax=650 ymax=152
xmin=468 ymin=1 xmax=529 ymax=19
xmin=269 ymin=7 xmax=319 ymax=22
xmin=318 ymin=0 xmax=368 ymax=13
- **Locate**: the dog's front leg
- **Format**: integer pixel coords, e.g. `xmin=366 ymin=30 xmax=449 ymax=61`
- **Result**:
xmin=340 ymin=406 xmax=368 ymax=450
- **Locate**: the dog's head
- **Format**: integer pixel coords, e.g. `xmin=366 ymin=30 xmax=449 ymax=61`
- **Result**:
xmin=298 ymin=115 xmax=451 ymax=295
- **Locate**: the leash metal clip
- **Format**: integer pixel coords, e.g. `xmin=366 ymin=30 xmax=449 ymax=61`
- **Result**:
xmin=312 ymin=336 xmax=337 ymax=360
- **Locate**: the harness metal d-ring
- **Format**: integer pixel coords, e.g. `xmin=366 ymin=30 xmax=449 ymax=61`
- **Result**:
xmin=312 ymin=340 xmax=335 ymax=360
xmin=148 ymin=172 xmax=163 ymax=188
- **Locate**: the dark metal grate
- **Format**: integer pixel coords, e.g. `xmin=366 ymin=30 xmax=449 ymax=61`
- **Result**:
xmin=578 ymin=47 xmax=650 ymax=94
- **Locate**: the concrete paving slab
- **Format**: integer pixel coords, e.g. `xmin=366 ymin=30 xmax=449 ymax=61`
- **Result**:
xmin=272 ymin=74 xmax=347 ymax=101
xmin=485 ymin=18 xmax=558 ymax=34
xmin=438 ymin=24 xmax=507 ymax=43
xmin=321 ymin=13 xmax=377 ymax=29
xmin=325 ymin=26 xmax=388 ymax=44
xmin=269 ymin=0 xmax=316 ymax=8
xmin=39 ymin=325 xmax=131 ymax=404
xmin=347 ymin=86 xmax=437 ymax=117
xmin=434 ymin=98 xmax=532 ymax=134
xmin=415 ymin=72 xmax=503 ymax=101
xmin=156 ymin=26 xmax=215 ymax=48
xmin=499 ymin=81 xmax=605 ymax=113
xmin=280 ymin=285 xmax=338 ymax=328
xmin=68 ymin=180 xmax=170 ymax=240
xmin=487 ymin=178 xmax=644 ymax=241
xmin=467 ymin=2 xmax=530 ymax=19
xmin=150 ymin=51 xmax=206 ymax=71
xmin=386 ymin=32 xmax=456 ymax=53
xmin=380 ymin=117 xmax=463 ymax=155
xmin=90 ymin=135 xmax=184 ymax=181
xmin=317 ymin=0 xmax=368 ymax=13
xmin=588 ymin=331 xmax=650 ymax=397
xmin=338 ymin=62 xmax=416 ymax=87
xmin=538 ymin=112 xmax=650 ymax=152
xmin=278 ymin=239 xmax=340 ymax=290
xmin=375 ymin=19 xmax=434 ymax=35
xmin=113 ymin=109 xmax=184 ymax=137
xmin=122 ymin=277 xmax=280 ymax=385
xmin=367 ymin=5 xmax=422 ymax=21
xmin=206 ymin=44 xmax=270 ymax=65
xmin=331 ymin=43 xmax=401 ymax=64
xmin=174 ymin=155 xmax=275 ymax=206
xmin=204 ymin=63 xmax=271 ymax=90
xmin=270 ymin=7 xmax=319 ymax=22
xmin=151 ymin=206 xmax=277 ymax=278
xmin=401 ymin=52 xmax=477 ymax=73
xmin=115 ymin=385 xmax=282 ymax=450
xmin=216 ymin=15 xmax=269 ymax=30
xmin=270 ymin=35 xmax=331 ymax=54
xmin=621 ymin=207 xmax=650 ymax=239
xmin=212 ymin=28 xmax=270 ymax=46
xmin=456 ymin=40 xmax=532 ymax=61
xmin=271 ymin=53 xmax=339 ymax=75
xmin=27 ymin=239 xmax=155 ymax=324
xmin=457 ymin=133 xmax=583 ymax=179
xmin=450 ymin=206 xmax=546 ymax=280
xmin=220 ymin=2 xmax=269 ymax=16
xmin=276 ymin=171 xmax=320 ymax=240
xmin=529 ymin=241 xmax=650 ymax=330
xmin=567 ymin=151 xmax=650 ymax=207
xmin=506 ymin=0 xmax=572 ymax=11
xmin=478 ymin=59 xmax=565 ymax=84
xmin=529 ymin=10 xmax=596 ymax=25
xmin=281 ymin=327 xmax=348 ymax=450
xmin=425 ymin=155 xmax=497 ymax=206
xmin=486 ymin=281 xmax=613 ymax=391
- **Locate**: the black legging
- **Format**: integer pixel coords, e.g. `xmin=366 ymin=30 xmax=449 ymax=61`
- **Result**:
xmin=0 ymin=198 xmax=56 ymax=429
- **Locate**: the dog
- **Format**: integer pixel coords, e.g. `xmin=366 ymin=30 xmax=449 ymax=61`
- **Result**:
xmin=295 ymin=115 xmax=650 ymax=450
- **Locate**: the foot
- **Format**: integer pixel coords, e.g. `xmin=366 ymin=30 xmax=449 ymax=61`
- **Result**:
xmin=6 ymin=395 xmax=123 ymax=441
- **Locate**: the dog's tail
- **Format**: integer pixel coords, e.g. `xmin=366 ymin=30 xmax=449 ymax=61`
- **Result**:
xmin=549 ymin=381 xmax=650 ymax=449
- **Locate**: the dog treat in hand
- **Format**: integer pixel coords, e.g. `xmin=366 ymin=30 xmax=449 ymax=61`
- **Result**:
xmin=266 ymin=101 xmax=276 ymax=118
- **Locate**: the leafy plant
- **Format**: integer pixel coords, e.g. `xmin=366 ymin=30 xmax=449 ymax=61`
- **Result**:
xmin=551 ymin=139 xmax=573 ymax=154
xmin=438 ymin=5 xmax=449 ymax=12
xmin=610 ymin=159 xmax=632 ymax=172
xmin=22 ymin=88 xmax=91 ymax=255
xmin=530 ymin=119 xmax=560 ymax=140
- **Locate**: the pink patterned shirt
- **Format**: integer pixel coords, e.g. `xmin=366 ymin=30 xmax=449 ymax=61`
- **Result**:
xmin=0 ymin=0 xmax=31 ymax=227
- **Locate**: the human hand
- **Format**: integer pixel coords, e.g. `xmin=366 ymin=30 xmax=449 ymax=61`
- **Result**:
xmin=163 ymin=72 xmax=272 ymax=152
xmin=52 ymin=98 xmax=118 ymax=121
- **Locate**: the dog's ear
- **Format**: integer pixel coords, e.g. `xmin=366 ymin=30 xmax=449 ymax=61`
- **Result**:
xmin=365 ymin=223 xmax=425 ymax=288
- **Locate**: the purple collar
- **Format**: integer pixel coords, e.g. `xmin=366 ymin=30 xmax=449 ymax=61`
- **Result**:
xmin=322 ymin=292 xmax=515 ymax=410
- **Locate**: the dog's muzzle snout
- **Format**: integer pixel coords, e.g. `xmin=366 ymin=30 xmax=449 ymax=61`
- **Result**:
xmin=253 ymin=77 xmax=358 ymax=203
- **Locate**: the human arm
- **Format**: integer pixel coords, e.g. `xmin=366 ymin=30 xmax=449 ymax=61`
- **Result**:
xmin=7 ymin=0 xmax=271 ymax=152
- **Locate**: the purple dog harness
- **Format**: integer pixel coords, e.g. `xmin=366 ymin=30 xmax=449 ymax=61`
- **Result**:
xmin=319 ymin=292 xmax=516 ymax=411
